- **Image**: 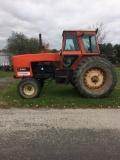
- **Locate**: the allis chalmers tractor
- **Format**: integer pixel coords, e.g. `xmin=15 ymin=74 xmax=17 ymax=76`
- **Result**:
xmin=12 ymin=29 xmax=117 ymax=99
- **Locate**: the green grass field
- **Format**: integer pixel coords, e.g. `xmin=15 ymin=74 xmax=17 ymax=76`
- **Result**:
xmin=0 ymin=71 xmax=14 ymax=77
xmin=0 ymin=68 xmax=120 ymax=108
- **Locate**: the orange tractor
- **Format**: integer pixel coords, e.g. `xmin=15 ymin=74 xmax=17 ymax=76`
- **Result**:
xmin=12 ymin=29 xmax=117 ymax=99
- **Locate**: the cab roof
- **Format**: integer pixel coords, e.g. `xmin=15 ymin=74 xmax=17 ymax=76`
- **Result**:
xmin=63 ymin=29 xmax=98 ymax=34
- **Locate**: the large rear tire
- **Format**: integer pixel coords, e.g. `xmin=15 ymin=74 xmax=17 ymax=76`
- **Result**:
xmin=73 ymin=57 xmax=117 ymax=98
xmin=18 ymin=78 xmax=41 ymax=99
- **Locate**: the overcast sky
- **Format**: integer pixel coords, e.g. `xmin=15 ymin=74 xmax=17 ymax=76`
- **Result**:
xmin=0 ymin=0 xmax=120 ymax=50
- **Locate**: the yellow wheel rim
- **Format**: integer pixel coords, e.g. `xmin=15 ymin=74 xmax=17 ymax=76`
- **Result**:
xmin=23 ymin=84 xmax=35 ymax=96
xmin=84 ymin=68 xmax=105 ymax=90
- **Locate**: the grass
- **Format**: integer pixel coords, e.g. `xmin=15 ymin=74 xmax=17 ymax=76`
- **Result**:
xmin=0 ymin=68 xmax=120 ymax=108
xmin=0 ymin=71 xmax=14 ymax=77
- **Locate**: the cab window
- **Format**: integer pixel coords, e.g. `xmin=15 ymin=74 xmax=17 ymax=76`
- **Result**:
xmin=63 ymin=55 xmax=78 ymax=68
xmin=82 ymin=34 xmax=98 ymax=53
xmin=65 ymin=34 xmax=80 ymax=51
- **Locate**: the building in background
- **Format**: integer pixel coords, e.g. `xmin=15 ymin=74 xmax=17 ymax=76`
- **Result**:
xmin=0 ymin=51 xmax=10 ymax=66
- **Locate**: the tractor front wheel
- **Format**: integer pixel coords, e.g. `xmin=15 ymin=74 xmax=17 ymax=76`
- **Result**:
xmin=73 ymin=57 xmax=117 ymax=98
xmin=18 ymin=78 xmax=41 ymax=99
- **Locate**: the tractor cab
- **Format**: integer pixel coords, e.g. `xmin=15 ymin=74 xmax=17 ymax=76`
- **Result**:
xmin=61 ymin=29 xmax=100 ymax=70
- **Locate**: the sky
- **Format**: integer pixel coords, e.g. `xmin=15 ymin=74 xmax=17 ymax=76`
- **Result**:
xmin=0 ymin=0 xmax=120 ymax=50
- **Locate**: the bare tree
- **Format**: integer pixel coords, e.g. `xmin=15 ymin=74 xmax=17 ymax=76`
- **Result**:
xmin=90 ymin=22 xmax=109 ymax=44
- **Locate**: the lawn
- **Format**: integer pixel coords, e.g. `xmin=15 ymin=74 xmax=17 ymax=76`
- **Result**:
xmin=0 ymin=71 xmax=14 ymax=77
xmin=0 ymin=68 xmax=120 ymax=108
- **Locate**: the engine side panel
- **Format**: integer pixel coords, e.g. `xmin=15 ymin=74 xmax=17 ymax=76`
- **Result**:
xmin=12 ymin=53 xmax=60 ymax=78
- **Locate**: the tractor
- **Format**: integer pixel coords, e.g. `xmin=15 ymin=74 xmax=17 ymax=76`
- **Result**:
xmin=12 ymin=29 xmax=117 ymax=99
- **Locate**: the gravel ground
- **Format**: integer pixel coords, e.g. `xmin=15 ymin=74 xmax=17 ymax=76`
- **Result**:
xmin=0 ymin=108 xmax=120 ymax=132
xmin=0 ymin=108 xmax=120 ymax=160
xmin=0 ymin=77 xmax=17 ymax=89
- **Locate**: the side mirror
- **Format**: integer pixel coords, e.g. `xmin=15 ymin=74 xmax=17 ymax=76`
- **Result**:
xmin=81 ymin=32 xmax=84 ymax=37
xmin=59 ymin=50 xmax=62 ymax=56
xmin=96 ymin=28 xmax=98 ymax=34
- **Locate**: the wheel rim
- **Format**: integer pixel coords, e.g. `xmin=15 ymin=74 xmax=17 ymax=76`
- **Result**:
xmin=84 ymin=68 xmax=105 ymax=90
xmin=23 ymin=84 xmax=35 ymax=96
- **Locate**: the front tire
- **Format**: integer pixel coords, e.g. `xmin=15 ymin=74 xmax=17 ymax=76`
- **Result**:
xmin=73 ymin=57 xmax=117 ymax=98
xmin=18 ymin=78 xmax=41 ymax=99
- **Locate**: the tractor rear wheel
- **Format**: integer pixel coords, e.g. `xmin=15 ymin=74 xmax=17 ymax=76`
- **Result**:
xmin=18 ymin=78 xmax=41 ymax=99
xmin=73 ymin=57 xmax=117 ymax=98
xmin=71 ymin=80 xmax=76 ymax=88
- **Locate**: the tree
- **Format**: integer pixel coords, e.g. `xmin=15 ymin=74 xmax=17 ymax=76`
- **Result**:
xmin=6 ymin=31 xmax=40 ymax=55
xmin=90 ymin=22 xmax=109 ymax=44
xmin=99 ymin=43 xmax=114 ymax=62
xmin=112 ymin=48 xmax=118 ymax=64
xmin=99 ymin=43 xmax=120 ymax=64
xmin=50 ymin=49 xmax=59 ymax=53
xmin=105 ymin=43 xmax=114 ymax=62
xmin=99 ymin=43 xmax=108 ymax=58
xmin=28 ymin=38 xmax=40 ymax=54
xmin=114 ymin=44 xmax=120 ymax=64
xmin=42 ymin=42 xmax=50 ymax=52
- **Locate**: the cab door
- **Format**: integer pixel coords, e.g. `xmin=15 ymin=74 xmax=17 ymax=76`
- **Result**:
xmin=61 ymin=33 xmax=81 ymax=69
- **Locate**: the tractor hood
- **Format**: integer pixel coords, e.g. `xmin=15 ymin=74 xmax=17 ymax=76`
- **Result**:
xmin=12 ymin=52 xmax=61 ymax=78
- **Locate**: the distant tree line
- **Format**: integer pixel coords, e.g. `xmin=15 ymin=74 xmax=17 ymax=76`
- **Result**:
xmin=99 ymin=43 xmax=120 ymax=65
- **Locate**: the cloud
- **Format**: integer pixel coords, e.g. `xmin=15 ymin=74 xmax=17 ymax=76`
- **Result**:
xmin=0 ymin=0 xmax=120 ymax=49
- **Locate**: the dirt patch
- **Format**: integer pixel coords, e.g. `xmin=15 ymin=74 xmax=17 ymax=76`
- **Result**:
xmin=0 ymin=77 xmax=19 ymax=89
